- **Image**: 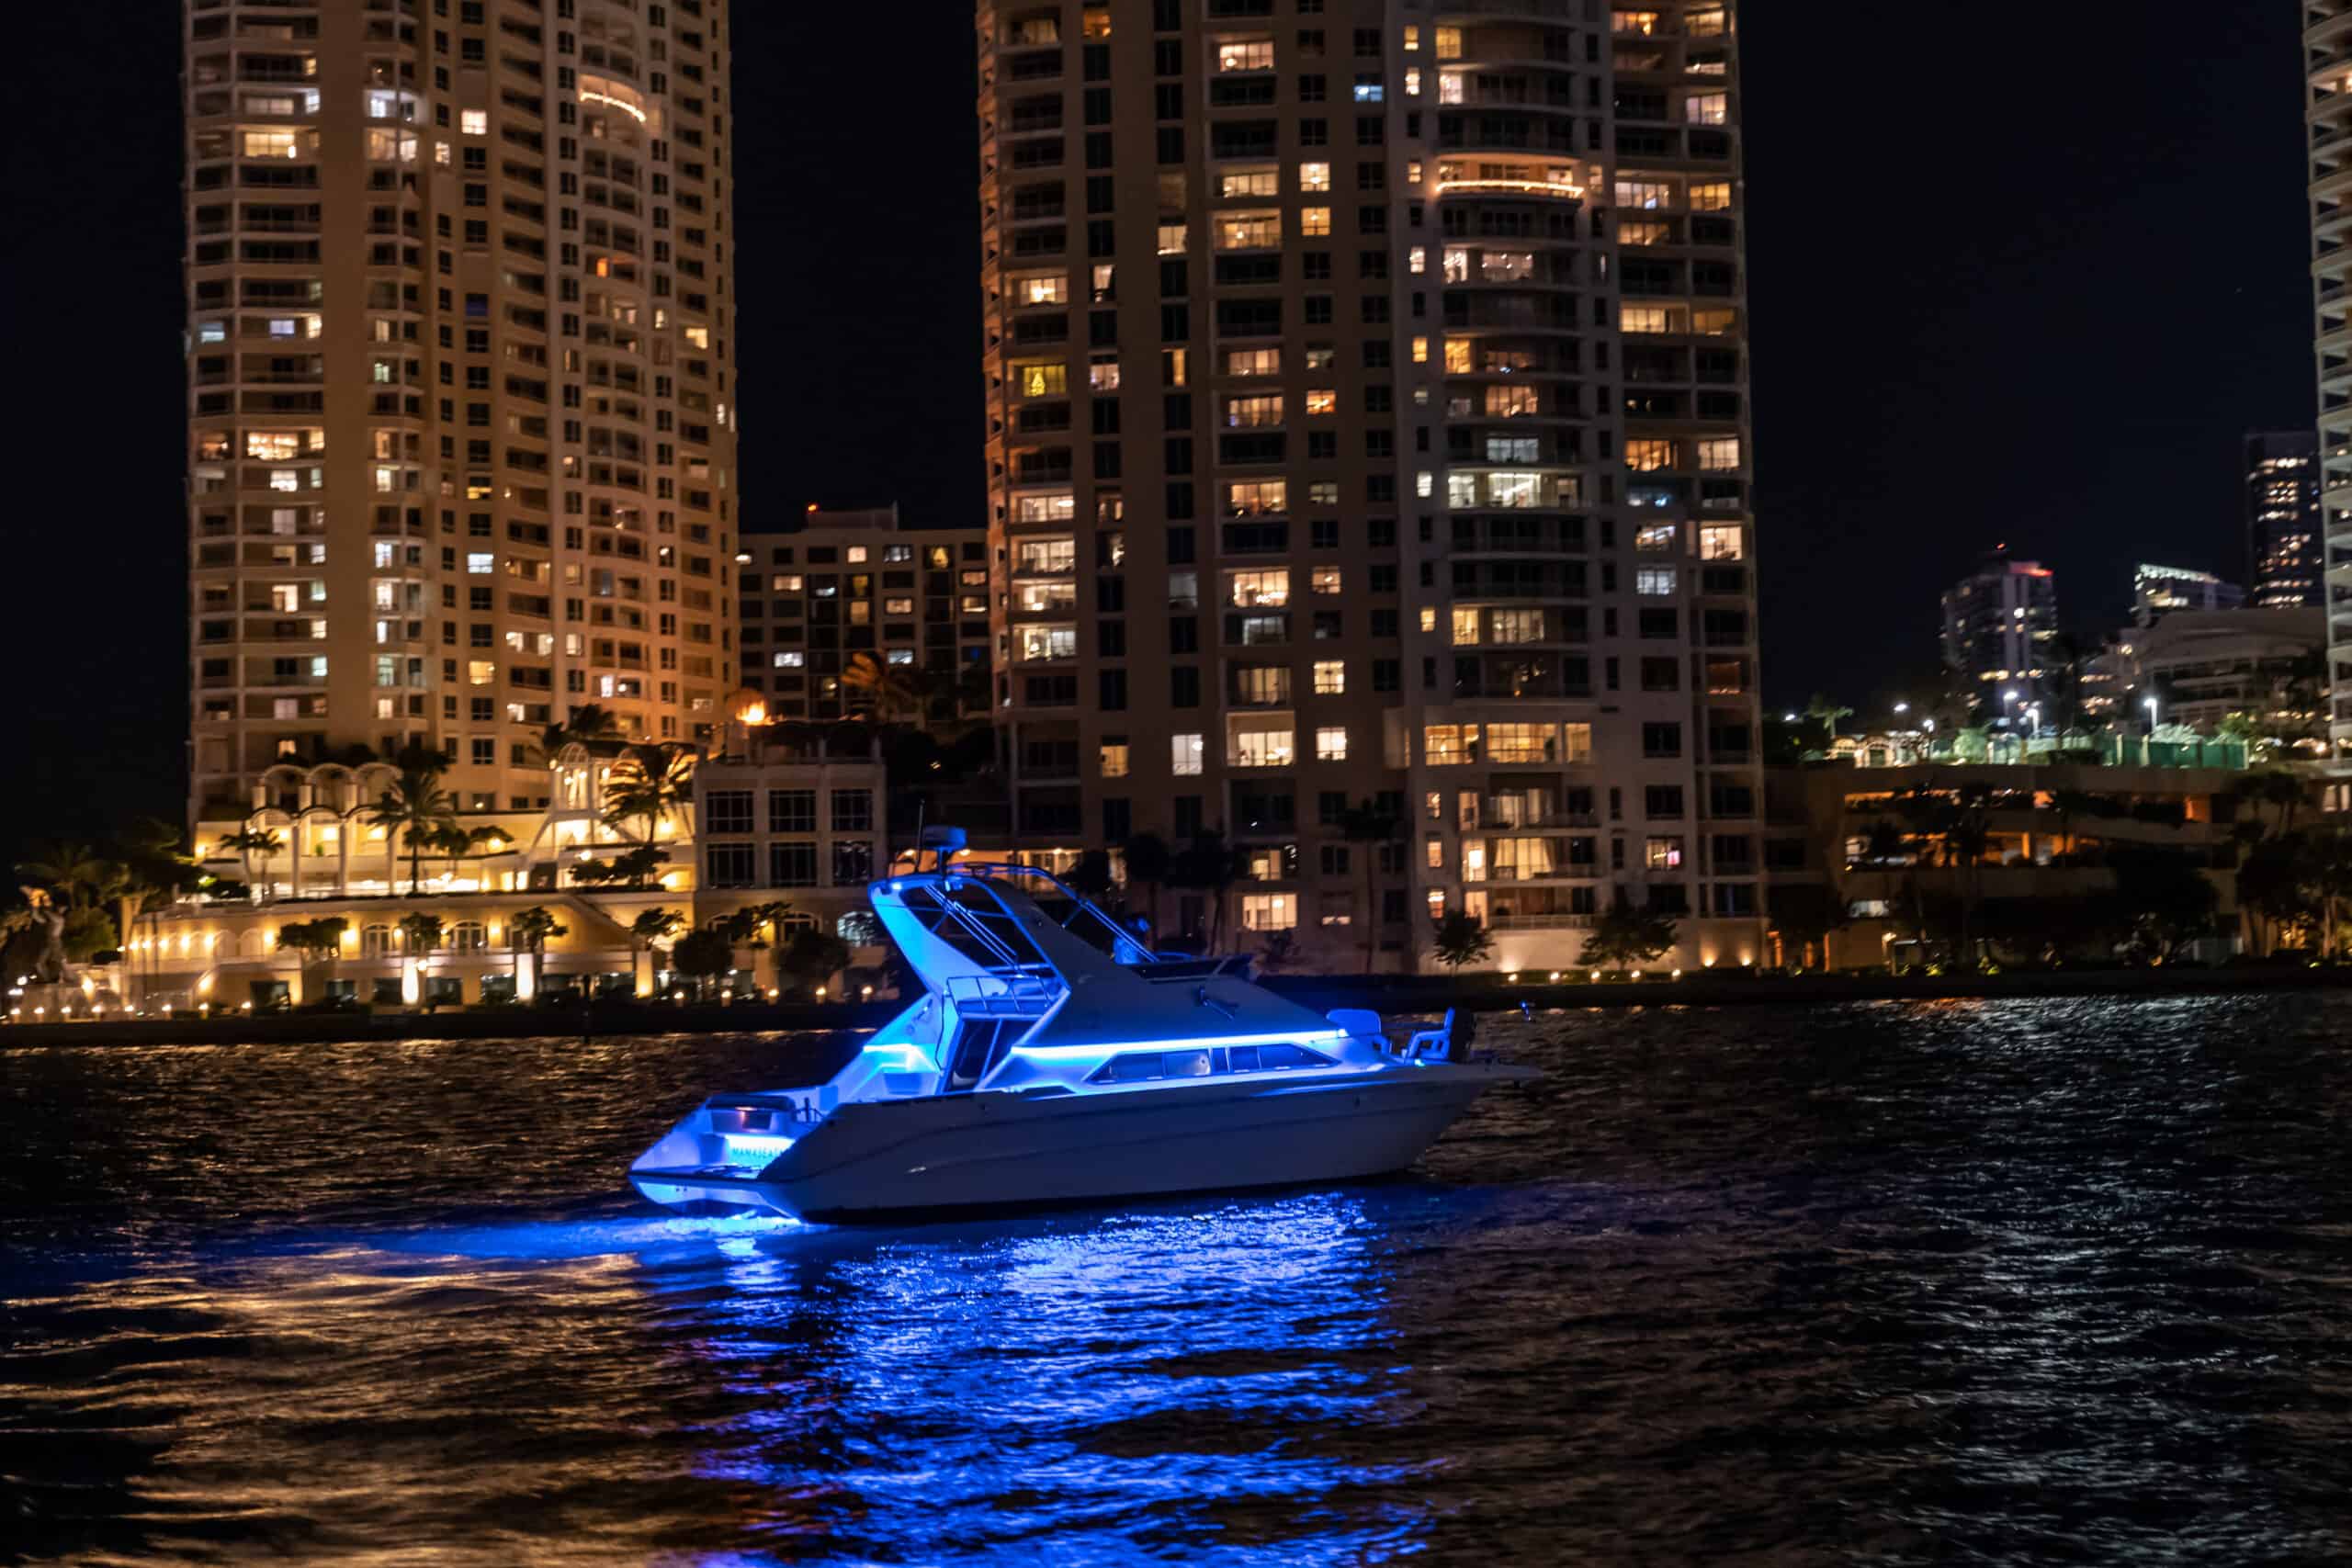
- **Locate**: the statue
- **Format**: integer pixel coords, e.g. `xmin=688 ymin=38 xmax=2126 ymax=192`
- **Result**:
xmin=20 ymin=886 xmax=67 ymax=985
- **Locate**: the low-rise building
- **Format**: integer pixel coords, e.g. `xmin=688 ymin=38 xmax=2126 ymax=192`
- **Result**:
xmin=1764 ymin=760 xmax=2249 ymax=969
xmin=736 ymin=506 xmax=990 ymax=723
xmin=117 ymin=737 xmax=888 ymax=1012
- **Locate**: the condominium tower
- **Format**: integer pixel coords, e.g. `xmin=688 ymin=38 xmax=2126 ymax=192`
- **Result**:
xmin=184 ymin=0 xmax=739 ymax=819
xmin=2308 ymin=4 xmax=2352 ymax=753
xmin=1939 ymin=552 xmax=2058 ymax=706
xmin=976 ymin=1 xmax=1763 ymax=968
xmin=2244 ymin=430 xmax=2320 ymax=609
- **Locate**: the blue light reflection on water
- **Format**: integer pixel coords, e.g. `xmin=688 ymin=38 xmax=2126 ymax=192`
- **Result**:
xmin=365 ymin=1192 xmax=1433 ymax=1566
xmin=10 ymin=999 xmax=2352 ymax=1565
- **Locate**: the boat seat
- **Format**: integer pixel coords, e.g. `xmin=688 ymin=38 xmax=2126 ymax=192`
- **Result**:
xmin=1327 ymin=1008 xmax=1386 ymax=1052
xmin=1406 ymin=1008 xmax=1474 ymax=1062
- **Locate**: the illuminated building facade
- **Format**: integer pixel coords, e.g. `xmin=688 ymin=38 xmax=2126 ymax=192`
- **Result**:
xmin=2245 ymin=432 xmax=2320 ymax=609
xmin=737 ymin=507 xmax=994 ymax=722
xmin=2308 ymin=5 xmax=2352 ymax=752
xmin=1940 ymin=553 xmax=2058 ymax=708
xmin=183 ymin=0 xmax=740 ymax=822
xmin=974 ymin=0 xmax=1763 ymax=969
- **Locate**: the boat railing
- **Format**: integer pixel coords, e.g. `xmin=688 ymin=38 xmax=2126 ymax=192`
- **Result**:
xmin=952 ymin=862 xmax=1165 ymax=965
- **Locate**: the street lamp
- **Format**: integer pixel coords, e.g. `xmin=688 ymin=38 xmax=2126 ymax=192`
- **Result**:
xmin=2143 ymin=695 xmax=2160 ymax=732
xmin=1893 ymin=702 xmax=1910 ymax=716
xmin=2024 ymin=703 xmax=2041 ymax=739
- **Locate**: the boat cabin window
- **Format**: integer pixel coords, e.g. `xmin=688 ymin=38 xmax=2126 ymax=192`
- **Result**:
xmin=1228 ymin=1043 xmax=1334 ymax=1072
xmin=1088 ymin=1043 xmax=1333 ymax=1084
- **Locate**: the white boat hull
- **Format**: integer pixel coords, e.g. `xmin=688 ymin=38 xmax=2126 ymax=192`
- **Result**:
xmin=631 ymin=1063 xmax=1529 ymax=1224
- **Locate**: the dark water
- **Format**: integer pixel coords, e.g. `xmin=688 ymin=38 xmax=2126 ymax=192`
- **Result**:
xmin=6 ymin=998 xmax=2352 ymax=1566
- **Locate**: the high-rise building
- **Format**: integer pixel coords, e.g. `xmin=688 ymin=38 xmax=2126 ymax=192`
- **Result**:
xmin=1940 ymin=553 xmax=2058 ymax=706
xmin=2132 ymin=562 xmax=2244 ymax=626
xmin=738 ymin=506 xmax=994 ymax=721
xmin=183 ymin=0 xmax=739 ymax=822
xmin=975 ymin=1 xmax=1762 ymax=968
xmin=2307 ymin=10 xmax=2352 ymax=752
xmin=2245 ymin=431 xmax=2320 ymax=609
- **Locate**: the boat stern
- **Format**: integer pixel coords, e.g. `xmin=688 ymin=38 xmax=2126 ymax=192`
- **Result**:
xmin=628 ymin=1093 xmax=829 ymax=1218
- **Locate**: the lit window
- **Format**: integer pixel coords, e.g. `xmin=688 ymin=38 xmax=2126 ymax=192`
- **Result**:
xmin=1487 ymin=385 xmax=1539 ymax=417
xmin=1404 ymin=68 xmax=1421 ymax=96
xmin=1700 ymin=525 xmax=1745 ymax=561
xmin=1090 ymin=357 xmax=1120 ymax=390
xmin=1408 ymin=246 xmax=1426 ymax=274
xmin=1444 ymin=339 xmax=1473 ymax=373
xmin=1226 ymin=394 xmax=1285 ymax=428
xmin=469 ymin=660 xmax=496 ymax=685
xmin=1225 ymin=480 xmax=1288 ymax=516
xmin=1638 ymin=568 xmax=1677 ymax=596
xmin=1219 ymin=166 xmax=1279 ymax=198
xmin=1645 ymin=837 xmax=1684 ymax=870
xmin=1313 ymin=660 xmax=1345 ymax=695
xmin=1011 ymin=362 xmax=1068 ymax=400
xmin=1311 ymin=568 xmax=1342 ymax=594
xmin=1156 ymin=222 xmax=1188 ymax=255
xmin=1412 ymin=336 xmax=1430 ymax=364
xmin=1491 ymin=609 xmax=1543 ymax=645
xmin=467 ymin=552 xmax=494 ymax=573
xmin=1698 ymin=438 xmax=1742 ymax=471
xmin=1625 ymin=439 xmax=1675 ymax=473
xmin=1636 ymin=524 xmax=1677 ymax=552
xmin=1300 ymin=207 xmax=1331 ymax=237
xmin=1306 ymin=389 xmax=1337 ymax=416
xmin=1015 ymin=624 xmax=1078 ymax=661
xmin=1403 ymin=25 xmax=1421 ymax=51
xmin=1690 ymin=181 xmax=1734 ymax=211
xmin=1229 ymin=726 xmax=1295 ymax=768
xmin=1217 ymin=39 xmax=1274 ymax=72
xmin=1424 ymin=725 xmax=1474 ymax=765
xmin=1453 ymin=607 xmax=1480 ymax=645
xmin=1228 ymin=570 xmax=1291 ymax=607
xmin=1685 ymin=93 xmax=1727 ymax=126
xmin=1614 ymin=179 xmax=1674 ymax=209
xmin=1621 ymin=306 xmax=1673 ymax=334
xmin=1240 ymin=894 xmax=1296 ymax=931
xmin=1101 ymin=743 xmax=1129 ymax=778
xmin=1011 ymin=270 xmax=1069 ymax=306
xmin=1486 ymin=724 xmax=1554 ymax=763
xmin=460 ymin=108 xmax=488 ymax=135
xmin=1299 ymin=161 xmax=1330 ymax=192
xmin=1013 ymin=491 xmax=1077 ymax=524
xmin=1171 ymin=733 xmax=1204 ymax=775
xmin=773 ymin=651 xmax=805 ymax=668
xmin=1316 ymin=727 xmax=1349 ymax=762
xmin=1434 ymin=25 xmax=1462 ymax=58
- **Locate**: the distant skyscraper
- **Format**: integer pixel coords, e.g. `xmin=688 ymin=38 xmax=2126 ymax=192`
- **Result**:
xmin=974 ymin=0 xmax=1763 ymax=968
xmin=183 ymin=1 xmax=739 ymax=821
xmin=1940 ymin=553 xmax=2058 ymax=707
xmin=2132 ymin=562 xmax=2243 ymax=626
xmin=2244 ymin=432 xmax=2319 ymax=609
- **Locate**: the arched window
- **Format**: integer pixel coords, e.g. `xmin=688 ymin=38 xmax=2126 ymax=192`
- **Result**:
xmin=361 ymin=924 xmax=394 ymax=957
xmin=448 ymin=920 xmax=488 ymax=953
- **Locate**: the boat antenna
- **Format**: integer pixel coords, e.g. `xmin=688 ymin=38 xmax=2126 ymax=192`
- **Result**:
xmin=912 ymin=798 xmax=928 ymax=873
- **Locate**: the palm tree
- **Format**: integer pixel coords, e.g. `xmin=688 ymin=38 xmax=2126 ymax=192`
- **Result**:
xmin=1120 ymin=832 xmax=1173 ymax=948
xmin=17 ymin=840 xmax=110 ymax=908
xmin=628 ymin=907 xmax=686 ymax=992
xmin=2049 ymin=788 xmax=2106 ymax=866
xmin=277 ymin=916 xmax=348 ymax=997
xmin=368 ymin=763 xmax=457 ymax=896
xmin=396 ymin=910 xmax=443 ymax=956
xmin=1340 ymin=798 xmax=1403 ymax=974
xmin=842 ymin=652 xmax=922 ymax=724
xmin=429 ymin=822 xmax=511 ymax=885
xmin=507 ymin=905 xmax=569 ymax=997
xmin=2233 ymin=771 xmax=2307 ymax=841
xmin=95 ymin=862 xmax=161 ymax=953
xmin=533 ymin=701 xmax=624 ymax=764
xmin=601 ymin=741 xmax=695 ymax=850
xmin=1171 ymin=832 xmax=1244 ymax=954
xmin=213 ymin=829 xmax=284 ymax=899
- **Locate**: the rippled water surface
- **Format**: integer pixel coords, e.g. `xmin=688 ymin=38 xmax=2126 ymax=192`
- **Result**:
xmin=6 ymin=997 xmax=2352 ymax=1565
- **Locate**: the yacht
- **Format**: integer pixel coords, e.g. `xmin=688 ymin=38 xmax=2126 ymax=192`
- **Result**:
xmin=629 ymin=831 xmax=1535 ymax=1224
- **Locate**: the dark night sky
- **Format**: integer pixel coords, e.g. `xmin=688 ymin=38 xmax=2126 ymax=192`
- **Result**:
xmin=0 ymin=1 xmax=2313 ymax=862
